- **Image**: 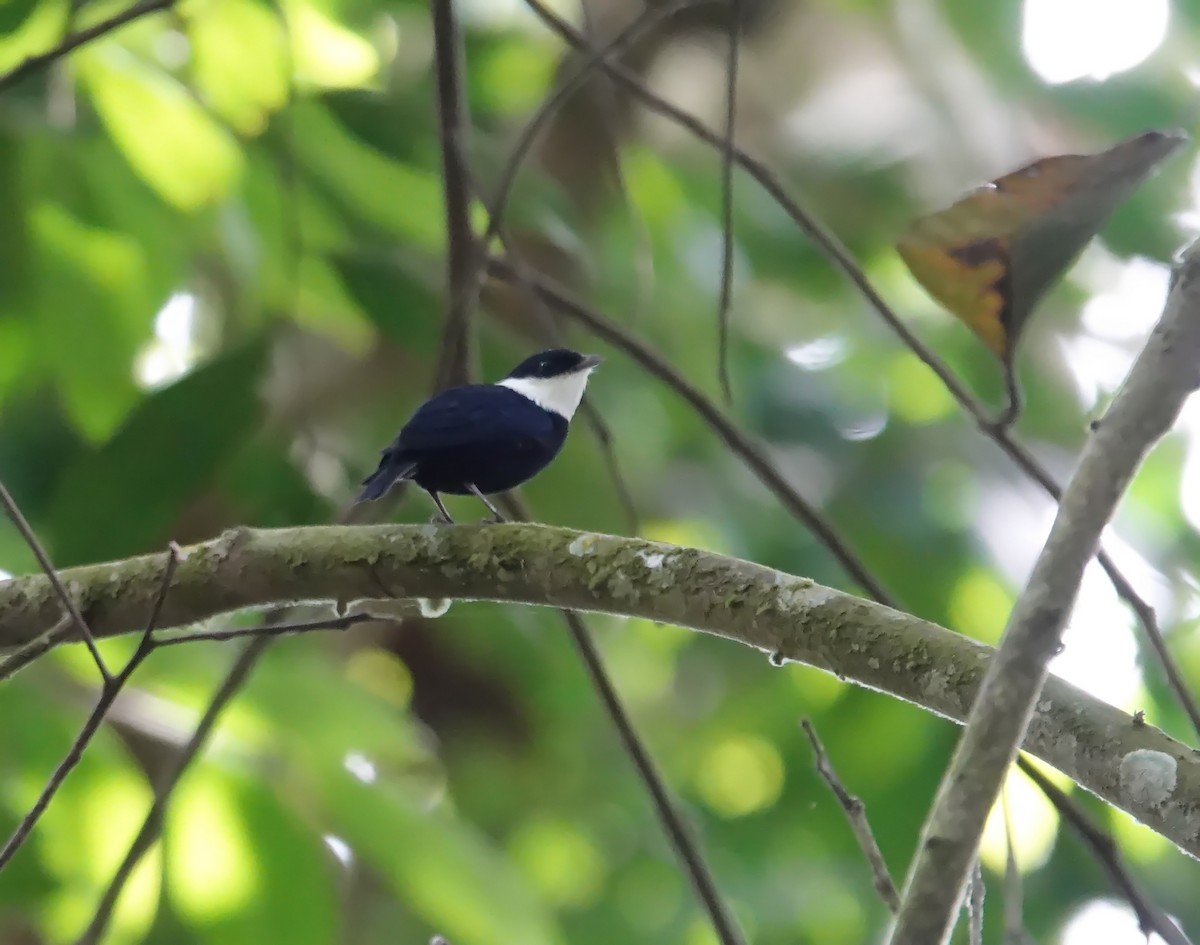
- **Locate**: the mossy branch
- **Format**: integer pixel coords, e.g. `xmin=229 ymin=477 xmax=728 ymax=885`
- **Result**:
xmin=1 ymin=523 xmax=1196 ymax=855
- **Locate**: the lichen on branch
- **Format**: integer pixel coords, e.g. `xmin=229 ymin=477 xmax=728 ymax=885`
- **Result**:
xmin=1 ymin=523 xmax=1197 ymax=856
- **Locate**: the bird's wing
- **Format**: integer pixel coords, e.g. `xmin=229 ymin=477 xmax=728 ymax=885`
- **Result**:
xmin=396 ymin=385 xmax=557 ymax=451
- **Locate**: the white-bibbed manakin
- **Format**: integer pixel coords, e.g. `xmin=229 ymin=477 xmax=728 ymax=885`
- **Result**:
xmin=356 ymin=348 xmax=602 ymax=522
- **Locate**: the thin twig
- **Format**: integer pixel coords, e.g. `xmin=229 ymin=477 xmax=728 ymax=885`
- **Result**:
xmin=518 ymin=0 xmax=980 ymax=413
xmin=479 ymin=0 xmax=691 ymax=249
xmin=716 ymin=0 xmax=741 ymax=405
xmin=77 ymin=636 xmax=271 ymax=945
xmin=577 ymin=397 xmax=641 ymax=535
xmin=0 ymin=480 xmax=110 ymax=681
xmin=564 ymin=607 xmax=744 ymax=945
xmin=0 ymin=545 xmax=178 ymax=873
xmin=890 ymin=242 xmax=1200 ymax=945
xmin=577 ymin=0 xmax=657 ymax=329
xmin=499 ymin=492 xmax=744 ymax=945
xmin=1016 ymin=757 xmax=1192 ymax=945
xmin=430 ymin=0 xmax=478 ymax=393
xmin=156 ymin=611 xmax=374 ymax=647
xmin=483 ymin=209 xmax=640 ymax=534
xmin=0 ymin=0 xmax=176 ymax=94
xmin=519 ymin=0 xmax=1200 ymax=745
xmin=488 ymin=255 xmax=897 ymax=605
xmin=0 ymin=614 xmax=74 ymax=683
xmin=800 ymin=719 xmax=900 ymax=913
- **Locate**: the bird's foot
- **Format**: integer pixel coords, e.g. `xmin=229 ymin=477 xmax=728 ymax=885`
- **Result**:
xmin=428 ymin=513 xmax=455 ymax=526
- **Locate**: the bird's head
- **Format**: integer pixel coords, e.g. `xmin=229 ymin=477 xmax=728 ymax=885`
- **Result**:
xmin=498 ymin=348 xmax=603 ymax=420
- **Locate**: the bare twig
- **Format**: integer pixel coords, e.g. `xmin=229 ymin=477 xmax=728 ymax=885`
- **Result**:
xmin=78 ymin=636 xmax=271 ymax=945
xmin=800 ymin=718 xmax=899 ymax=913
xmin=576 ymin=2 xmax=657 ymax=330
xmin=0 ymin=614 xmax=74 ymax=683
xmin=0 ymin=0 xmax=176 ymax=94
xmin=498 ymin=491 xmax=744 ymax=945
xmin=890 ymin=241 xmax=1200 ymax=945
xmin=565 ymin=607 xmax=745 ymax=945
xmin=0 ymin=480 xmax=110 ymax=681
xmin=156 ymin=611 xmax=374 ymax=647
xmin=517 ymin=0 xmax=985 ymax=420
xmin=430 ymin=0 xmax=478 ymax=392
xmin=480 ymin=0 xmax=690 ymax=249
xmin=518 ymin=0 xmax=1200 ymax=745
xmin=1016 ymin=757 xmax=1192 ymax=945
xmin=577 ymin=397 xmax=641 ymax=535
xmin=0 ymin=545 xmax=178 ymax=873
xmin=488 ymin=255 xmax=897 ymax=605
xmin=716 ymin=0 xmax=741 ymax=405
xmin=483 ymin=210 xmax=640 ymax=534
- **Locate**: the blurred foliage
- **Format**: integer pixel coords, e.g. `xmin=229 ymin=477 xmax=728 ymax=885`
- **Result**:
xmin=1 ymin=0 xmax=1199 ymax=943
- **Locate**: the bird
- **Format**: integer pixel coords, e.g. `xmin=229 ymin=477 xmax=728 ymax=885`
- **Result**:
xmin=356 ymin=348 xmax=603 ymax=522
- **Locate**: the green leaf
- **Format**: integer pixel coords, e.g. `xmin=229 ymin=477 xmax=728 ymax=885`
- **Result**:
xmin=286 ymin=0 xmax=379 ymax=89
xmin=0 ymin=134 xmax=32 ymax=310
xmin=218 ymin=437 xmax=331 ymax=527
xmin=0 ymin=0 xmax=42 ymax=35
xmin=189 ymin=0 xmax=289 ymax=135
xmin=78 ymin=46 xmax=243 ymax=210
xmin=0 ymin=0 xmax=66 ymax=74
xmin=291 ymin=101 xmax=445 ymax=249
xmin=32 ymin=202 xmax=153 ymax=441
xmin=330 ymin=250 xmax=440 ymax=348
xmin=166 ymin=768 xmax=339 ymax=945
xmin=49 ymin=340 xmax=267 ymax=565
xmin=322 ymin=773 xmax=562 ymax=945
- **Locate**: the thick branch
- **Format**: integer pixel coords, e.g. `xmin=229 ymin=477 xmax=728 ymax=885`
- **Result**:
xmin=890 ymin=241 xmax=1200 ymax=945
xmin=1 ymin=524 xmax=1198 ymax=855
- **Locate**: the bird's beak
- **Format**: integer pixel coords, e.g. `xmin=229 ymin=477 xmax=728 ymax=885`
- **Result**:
xmin=579 ymin=354 xmax=603 ymax=371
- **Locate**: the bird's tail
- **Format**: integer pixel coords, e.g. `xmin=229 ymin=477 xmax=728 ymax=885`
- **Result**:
xmin=355 ymin=451 xmax=417 ymax=503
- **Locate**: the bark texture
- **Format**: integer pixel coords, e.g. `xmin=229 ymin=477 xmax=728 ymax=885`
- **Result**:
xmin=1 ymin=523 xmax=1196 ymax=856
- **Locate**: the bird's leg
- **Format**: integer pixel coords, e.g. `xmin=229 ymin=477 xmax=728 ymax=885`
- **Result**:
xmin=425 ymin=489 xmax=455 ymax=524
xmin=467 ymin=483 xmax=507 ymax=523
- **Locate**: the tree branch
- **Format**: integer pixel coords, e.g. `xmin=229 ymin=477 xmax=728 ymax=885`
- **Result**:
xmin=3 ymin=522 xmax=1199 ymax=857
xmin=889 ymin=240 xmax=1200 ymax=945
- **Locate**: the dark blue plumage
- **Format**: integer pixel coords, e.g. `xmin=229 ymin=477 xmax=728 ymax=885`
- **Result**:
xmin=356 ymin=348 xmax=600 ymax=521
